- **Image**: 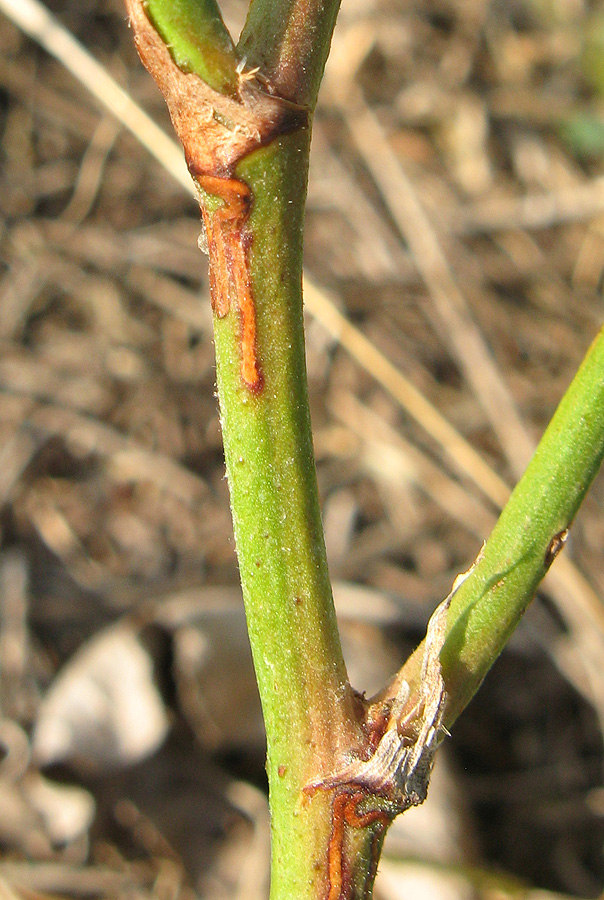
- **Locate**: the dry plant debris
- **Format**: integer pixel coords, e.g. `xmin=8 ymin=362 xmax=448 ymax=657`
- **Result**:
xmin=0 ymin=0 xmax=604 ymax=897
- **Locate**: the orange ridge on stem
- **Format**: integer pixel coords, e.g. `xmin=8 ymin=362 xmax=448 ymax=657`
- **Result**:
xmin=325 ymin=788 xmax=391 ymax=900
xmin=197 ymin=174 xmax=263 ymax=392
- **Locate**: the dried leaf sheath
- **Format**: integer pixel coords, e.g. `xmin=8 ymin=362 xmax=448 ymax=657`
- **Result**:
xmin=301 ymin=594 xmax=450 ymax=900
xmin=125 ymin=0 xmax=308 ymax=176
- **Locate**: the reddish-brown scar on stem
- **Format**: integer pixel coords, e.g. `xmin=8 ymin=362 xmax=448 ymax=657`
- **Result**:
xmin=197 ymin=174 xmax=263 ymax=392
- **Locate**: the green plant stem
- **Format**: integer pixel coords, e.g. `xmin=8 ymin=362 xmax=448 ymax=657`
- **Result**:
xmin=238 ymin=0 xmax=342 ymax=106
xmin=144 ymin=0 xmax=239 ymax=95
xmin=145 ymin=0 xmax=342 ymax=107
xmin=211 ymin=131 xmax=363 ymax=899
xmin=383 ymin=324 xmax=604 ymax=729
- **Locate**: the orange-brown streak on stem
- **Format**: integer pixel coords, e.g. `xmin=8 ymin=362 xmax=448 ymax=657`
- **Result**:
xmin=201 ymin=206 xmax=229 ymax=318
xmin=327 ymin=791 xmax=348 ymax=900
xmin=325 ymin=788 xmax=391 ymax=900
xmin=197 ymin=174 xmax=262 ymax=391
xmin=231 ymin=239 xmax=263 ymax=390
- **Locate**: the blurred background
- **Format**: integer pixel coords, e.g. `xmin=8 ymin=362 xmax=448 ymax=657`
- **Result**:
xmin=1 ymin=0 xmax=604 ymax=897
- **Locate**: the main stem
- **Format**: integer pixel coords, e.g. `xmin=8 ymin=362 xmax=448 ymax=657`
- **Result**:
xmin=210 ymin=131 xmax=363 ymax=898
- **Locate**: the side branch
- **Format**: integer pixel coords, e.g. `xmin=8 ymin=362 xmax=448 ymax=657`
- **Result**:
xmin=374 ymin=325 xmax=604 ymax=736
